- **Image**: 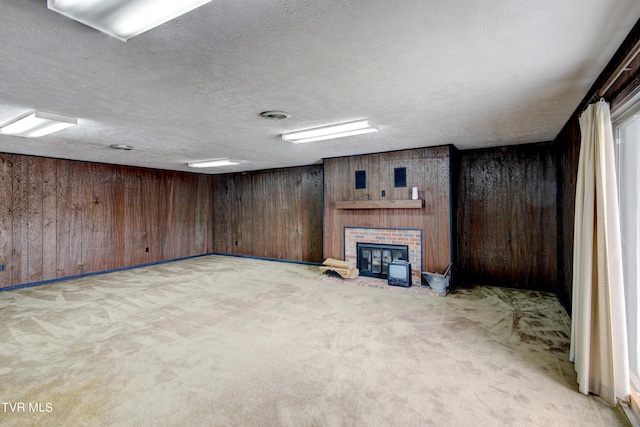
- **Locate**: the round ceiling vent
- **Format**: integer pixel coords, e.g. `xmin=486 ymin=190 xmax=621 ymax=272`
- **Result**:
xmin=110 ymin=144 xmax=134 ymax=150
xmin=260 ymin=111 xmax=290 ymax=120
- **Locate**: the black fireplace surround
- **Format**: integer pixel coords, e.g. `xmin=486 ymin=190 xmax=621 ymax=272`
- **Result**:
xmin=357 ymin=243 xmax=409 ymax=279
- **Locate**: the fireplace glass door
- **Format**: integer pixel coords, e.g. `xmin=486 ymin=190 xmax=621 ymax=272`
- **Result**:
xmin=357 ymin=243 xmax=408 ymax=279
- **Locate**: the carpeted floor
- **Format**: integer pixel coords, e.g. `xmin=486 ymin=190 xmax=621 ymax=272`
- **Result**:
xmin=0 ymin=255 xmax=630 ymax=426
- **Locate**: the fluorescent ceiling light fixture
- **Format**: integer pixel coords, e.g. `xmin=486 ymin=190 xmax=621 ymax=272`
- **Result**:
xmin=0 ymin=111 xmax=77 ymax=138
xmin=47 ymin=0 xmax=213 ymax=41
xmin=282 ymin=119 xmax=378 ymax=144
xmin=187 ymin=159 xmax=240 ymax=168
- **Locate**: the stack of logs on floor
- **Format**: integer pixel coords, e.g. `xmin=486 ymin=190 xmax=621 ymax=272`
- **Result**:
xmin=319 ymin=258 xmax=359 ymax=279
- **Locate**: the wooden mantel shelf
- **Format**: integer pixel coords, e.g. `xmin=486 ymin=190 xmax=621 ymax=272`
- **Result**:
xmin=335 ymin=199 xmax=424 ymax=209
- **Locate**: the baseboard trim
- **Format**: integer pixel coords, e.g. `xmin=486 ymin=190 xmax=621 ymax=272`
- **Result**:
xmin=211 ymin=252 xmax=322 ymax=267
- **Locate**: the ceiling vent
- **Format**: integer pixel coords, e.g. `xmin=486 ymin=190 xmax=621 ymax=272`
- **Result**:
xmin=110 ymin=144 xmax=134 ymax=150
xmin=260 ymin=111 xmax=290 ymax=120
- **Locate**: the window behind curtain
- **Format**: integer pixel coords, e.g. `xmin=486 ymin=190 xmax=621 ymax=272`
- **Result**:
xmin=613 ymin=96 xmax=640 ymax=391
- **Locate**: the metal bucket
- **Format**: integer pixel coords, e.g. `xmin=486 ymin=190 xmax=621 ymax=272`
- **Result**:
xmin=422 ymin=272 xmax=449 ymax=291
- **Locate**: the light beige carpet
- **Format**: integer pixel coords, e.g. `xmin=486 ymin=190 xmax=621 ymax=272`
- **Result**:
xmin=0 ymin=255 xmax=629 ymax=426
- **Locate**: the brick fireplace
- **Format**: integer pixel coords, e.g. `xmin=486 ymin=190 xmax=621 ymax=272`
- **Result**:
xmin=344 ymin=227 xmax=422 ymax=285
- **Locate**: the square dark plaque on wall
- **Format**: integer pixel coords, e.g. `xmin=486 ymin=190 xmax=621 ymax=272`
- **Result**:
xmin=355 ymin=170 xmax=366 ymax=189
xmin=394 ymin=167 xmax=407 ymax=188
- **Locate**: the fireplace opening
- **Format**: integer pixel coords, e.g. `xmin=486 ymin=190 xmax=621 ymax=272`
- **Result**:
xmin=357 ymin=243 xmax=409 ymax=279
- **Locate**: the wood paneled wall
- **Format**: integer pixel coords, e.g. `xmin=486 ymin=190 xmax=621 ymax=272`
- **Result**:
xmin=456 ymin=143 xmax=557 ymax=291
xmin=0 ymin=153 xmax=213 ymax=289
xmin=556 ymin=120 xmax=580 ymax=310
xmin=323 ymin=146 xmax=452 ymax=274
xmin=211 ymin=165 xmax=323 ymax=263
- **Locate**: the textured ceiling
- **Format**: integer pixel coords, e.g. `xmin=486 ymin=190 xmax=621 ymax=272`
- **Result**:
xmin=1 ymin=1 xmax=640 ymax=174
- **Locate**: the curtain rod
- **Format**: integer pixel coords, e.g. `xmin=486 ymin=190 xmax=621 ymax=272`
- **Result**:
xmin=596 ymin=38 xmax=640 ymax=98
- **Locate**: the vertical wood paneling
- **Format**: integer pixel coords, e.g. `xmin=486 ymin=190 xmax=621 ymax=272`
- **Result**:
xmin=104 ymin=165 xmax=118 ymax=270
xmin=42 ymin=158 xmax=57 ymax=281
xmin=194 ymin=174 xmax=212 ymax=254
xmin=12 ymin=156 xmax=28 ymax=285
xmin=256 ymin=171 xmax=271 ymax=258
xmin=436 ymin=153 xmax=452 ymax=269
xmin=182 ymin=174 xmax=198 ymax=257
xmin=69 ymin=161 xmax=84 ymax=276
xmin=27 ymin=157 xmax=43 ymax=282
xmin=187 ymin=173 xmax=200 ymax=256
xmin=228 ymin=174 xmax=240 ymax=254
xmin=0 ymin=153 xmax=215 ymax=289
xmin=286 ymin=169 xmax=303 ymax=260
xmin=125 ymin=172 xmax=145 ymax=266
xmin=456 ymin=143 xmax=557 ymax=291
xmin=91 ymin=164 xmax=106 ymax=271
xmin=212 ymin=174 xmax=233 ymax=254
xmin=211 ymin=165 xmax=323 ymax=263
xmin=205 ymin=175 xmax=214 ymax=253
xmin=233 ymin=173 xmax=249 ymax=256
xmin=425 ymin=157 xmax=439 ymax=268
xmin=173 ymin=174 xmax=185 ymax=258
xmin=96 ymin=164 xmax=118 ymax=271
xmin=170 ymin=173 xmax=189 ymax=259
xmin=56 ymin=160 xmax=72 ymax=277
xmin=535 ymin=149 xmax=558 ymax=287
xmin=324 ymin=147 xmax=452 ymax=274
xmin=556 ymin=120 xmax=580 ymax=310
xmin=157 ymin=173 xmax=171 ymax=261
xmin=145 ymin=170 xmax=163 ymax=263
xmin=112 ymin=166 xmax=127 ymax=270
xmin=301 ymin=166 xmax=323 ymax=262
xmin=349 ymin=154 xmax=380 ymax=230
xmin=322 ymin=160 xmax=337 ymax=260
xmin=192 ymin=176 xmax=207 ymax=254
xmin=81 ymin=162 xmax=95 ymax=274
xmin=0 ymin=154 xmax=13 ymax=288
xmin=140 ymin=170 xmax=153 ymax=264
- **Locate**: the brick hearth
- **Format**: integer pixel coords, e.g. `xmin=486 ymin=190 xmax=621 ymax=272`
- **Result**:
xmin=344 ymin=227 xmax=422 ymax=285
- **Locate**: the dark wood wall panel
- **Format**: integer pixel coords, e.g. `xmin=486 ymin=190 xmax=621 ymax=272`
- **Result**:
xmin=301 ymin=166 xmax=323 ymax=263
xmin=55 ymin=160 xmax=72 ymax=278
xmin=27 ymin=157 xmax=43 ymax=283
xmin=323 ymin=147 xmax=452 ymax=275
xmin=0 ymin=154 xmax=13 ymax=288
xmin=12 ymin=155 xmax=27 ymax=285
xmin=55 ymin=160 xmax=70 ymax=278
xmin=123 ymin=171 xmax=145 ymax=267
xmin=556 ymin=118 xmax=580 ymax=311
xmin=211 ymin=165 xmax=323 ymax=263
xmin=69 ymin=160 xmax=84 ymax=276
xmin=212 ymin=174 xmax=233 ymax=254
xmin=42 ymin=158 xmax=57 ymax=281
xmin=81 ymin=162 xmax=94 ymax=274
xmin=0 ymin=153 xmax=214 ymax=289
xmin=456 ymin=143 xmax=557 ymax=291
xmin=154 ymin=171 xmax=172 ymax=262
xmin=112 ymin=167 xmax=126 ymax=270
xmin=195 ymin=174 xmax=213 ymax=255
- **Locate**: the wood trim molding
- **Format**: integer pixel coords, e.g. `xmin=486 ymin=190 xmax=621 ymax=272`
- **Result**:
xmin=335 ymin=199 xmax=424 ymax=209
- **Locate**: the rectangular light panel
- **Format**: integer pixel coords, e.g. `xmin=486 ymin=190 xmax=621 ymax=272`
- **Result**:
xmin=282 ymin=119 xmax=378 ymax=144
xmin=48 ymin=0 xmax=213 ymax=41
xmin=0 ymin=111 xmax=77 ymax=138
xmin=187 ymin=159 xmax=239 ymax=168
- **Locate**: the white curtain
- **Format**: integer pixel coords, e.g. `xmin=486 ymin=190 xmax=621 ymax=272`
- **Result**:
xmin=570 ymin=100 xmax=630 ymax=405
